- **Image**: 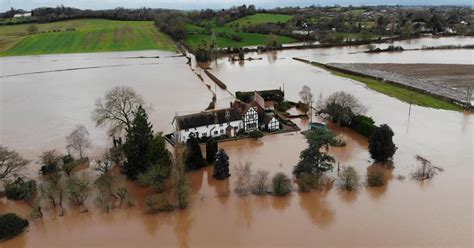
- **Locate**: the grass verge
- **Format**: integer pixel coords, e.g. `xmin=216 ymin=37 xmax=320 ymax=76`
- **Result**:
xmin=311 ymin=62 xmax=462 ymax=111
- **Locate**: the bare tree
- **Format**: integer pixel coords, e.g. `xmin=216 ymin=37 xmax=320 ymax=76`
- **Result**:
xmin=411 ymin=155 xmax=443 ymax=181
xmin=91 ymin=86 xmax=144 ymax=135
xmin=94 ymin=149 xmax=114 ymax=174
xmin=0 ymin=145 xmax=29 ymax=181
xmin=251 ymin=169 xmax=270 ymax=195
xmin=299 ymin=85 xmax=314 ymax=115
xmin=234 ymin=161 xmax=253 ymax=196
xmin=321 ymin=91 xmax=367 ymax=126
xmin=66 ymin=172 xmax=91 ymax=207
xmin=66 ymin=125 xmax=91 ymax=159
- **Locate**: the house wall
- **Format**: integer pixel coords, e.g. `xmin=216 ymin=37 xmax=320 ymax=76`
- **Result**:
xmin=175 ymin=120 xmax=243 ymax=143
xmin=243 ymin=107 xmax=259 ymax=132
xmin=267 ymin=117 xmax=280 ymax=131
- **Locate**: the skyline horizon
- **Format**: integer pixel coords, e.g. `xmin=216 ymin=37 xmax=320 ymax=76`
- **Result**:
xmin=1 ymin=0 xmax=472 ymax=12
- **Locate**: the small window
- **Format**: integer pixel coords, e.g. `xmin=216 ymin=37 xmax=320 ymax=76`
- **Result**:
xmin=185 ymin=128 xmax=189 ymax=132
xmin=220 ymin=123 xmax=223 ymax=127
xmin=220 ymin=130 xmax=224 ymax=134
xmin=214 ymin=131 xmax=218 ymax=135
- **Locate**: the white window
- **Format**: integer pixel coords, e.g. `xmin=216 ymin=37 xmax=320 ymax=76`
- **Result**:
xmin=220 ymin=130 xmax=224 ymax=134
xmin=214 ymin=131 xmax=218 ymax=135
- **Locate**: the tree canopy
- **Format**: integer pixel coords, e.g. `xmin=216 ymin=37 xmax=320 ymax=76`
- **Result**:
xmin=293 ymin=129 xmax=338 ymax=177
xmin=92 ymin=86 xmax=144 ymax=136
xmin=0 ymin=146 xmax=29 ymax=181
xmin=213 ymin=149 xmax=230 ymax=180
xmin=368 ymin=124 xmax=397 ymax=163
xmin=123 ymin=106 xmax=154 ymax=179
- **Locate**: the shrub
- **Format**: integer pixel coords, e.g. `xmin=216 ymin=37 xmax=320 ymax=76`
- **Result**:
xmin=367 ymin=172 xmax=385 ymax=187
xmin=337 ymin=166 xmax=360 ymax=191
xmin=145 ymin=194 xmax=175 ymax=214
xmin=231 ymin=34 xmax=243 ymax=42
xmin=234 ymin=162 xmax=252 ymax=196
xmin=272 ymin=173 xmax=293 ymax=196
xmin=249 ymin=130 xmax=264 ymax=139
xmin=5 ymin=178 xmax=37 ymax=200
xmin=350 ymin=115 xmax=376 ymax=137
xmin=0 ymin=213 xmax=29 ymax=240
xmin=251 ymin=169 xmax=270 ymax=195
xmin=296 ymin=172 xmax=321 ymax=192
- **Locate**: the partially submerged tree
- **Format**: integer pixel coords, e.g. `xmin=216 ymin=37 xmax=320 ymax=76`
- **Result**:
xmin=251 ymin=169 xmax=270 ymax=195
xmin=94 ymin=149 xmax=114 ymax=175
xmin=293 ymin=129 xmax=338 ymax=178
xmin=369 ymin=124 xmax=397 ymax=163
xmin=66 ymin=124 xmax=91 ymax=159
xmin=0 ymin=145 xmax=29 ymax=181
xmin=213 ymin=149 xmax=230 ymax=180
xmin=206 ymin=138 xmax=218 ymax=164
xmin=39 ymin=150 xmax=62 ymax=175
xmin=411 ymin=155 xmax=443 ymax=181
xmin=123 ymin=106 xmax=154 ymax=179
xmin=185 ymin=135 xmax=205 ymax=171
xmin=337 ymin=166 xmax=360 ymax=191
xmin=66 ymin=172 xmax=91 ymax=207
xmin=92 ymin=86 xmax=144 ymax=136
xmin=272 ymin=173 xmax=293 ymax=196
xmin=321 ymin=91 xmax=366 ymax=126
xmin=299 ymin=85 xmax=313 ymax=115
xmin=172 ymin=149 xmax=190 ymax=209
xmin=234 ymin=161 xmax=253 ymax=196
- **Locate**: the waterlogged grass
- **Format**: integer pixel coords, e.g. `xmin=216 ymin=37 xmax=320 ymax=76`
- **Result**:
xmin=0 ymin=19 xmax=175 ymax=56
xmin=311 ymin=63 xmax=462 ymax=111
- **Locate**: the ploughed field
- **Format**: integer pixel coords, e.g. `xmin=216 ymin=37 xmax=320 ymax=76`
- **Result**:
xmin=328 ymin=63 xmax=474 ymax=107
xmin=0 ymin=19 xmax=175 ymax=56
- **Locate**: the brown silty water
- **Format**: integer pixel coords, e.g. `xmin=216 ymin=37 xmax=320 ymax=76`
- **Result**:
xmin=1 ymin=37 xmax=473 ymax=247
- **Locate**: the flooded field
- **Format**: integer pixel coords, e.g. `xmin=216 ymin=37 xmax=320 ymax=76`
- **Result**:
xmin=1 ymin=37 xmax=473 ymax=247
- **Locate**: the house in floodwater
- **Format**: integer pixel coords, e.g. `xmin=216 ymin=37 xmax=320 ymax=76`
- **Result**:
xmin=172 ymin=92 xmax=281 ymax=143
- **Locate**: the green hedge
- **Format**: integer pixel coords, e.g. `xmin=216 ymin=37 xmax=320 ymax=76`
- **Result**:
xmin=349 ymin=115 xmax=376 ymax=137
xmin=236 ymin=89 xmax=284 ymax=103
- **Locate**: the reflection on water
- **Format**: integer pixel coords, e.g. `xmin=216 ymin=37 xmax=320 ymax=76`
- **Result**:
xmin=1 ymin=37 xmax=473 ymax=247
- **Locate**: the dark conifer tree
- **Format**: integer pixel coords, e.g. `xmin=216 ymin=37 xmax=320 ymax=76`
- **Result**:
xmin=369 ymin=124 xmax=397 ymax=163
xmin=206 ymin=138 xmax=218 ymax=164
xmin=213 ymin=149 xmax=230 ymax=180
xmin=123 ymin=106 xmax=154 ymax=179
xmin=185 ymin=135 xmax=205 ymax=171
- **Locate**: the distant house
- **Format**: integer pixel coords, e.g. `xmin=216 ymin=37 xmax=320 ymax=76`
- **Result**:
xmin=13 ymin=12 xmax=31 ymax=18
xmin=173 ymin=92 xmax=281 ymax=143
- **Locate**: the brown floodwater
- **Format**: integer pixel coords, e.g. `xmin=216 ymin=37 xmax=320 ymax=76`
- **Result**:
xmin=1 ymin=37 xmax=473 ymax=247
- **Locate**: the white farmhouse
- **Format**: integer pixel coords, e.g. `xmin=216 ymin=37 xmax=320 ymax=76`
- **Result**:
xmin=13 ymin=12 xmax=32 ymax=18
xmin=172 ymin=92 xmax=281 ymax=144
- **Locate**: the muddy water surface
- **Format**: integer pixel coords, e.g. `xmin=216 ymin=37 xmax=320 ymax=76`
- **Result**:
xmin=1 ymin=38 xmax=473 ymax=247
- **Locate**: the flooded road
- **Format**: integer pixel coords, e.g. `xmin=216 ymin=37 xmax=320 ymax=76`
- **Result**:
xmin=1 ymin=37 xmax=473 ymax=247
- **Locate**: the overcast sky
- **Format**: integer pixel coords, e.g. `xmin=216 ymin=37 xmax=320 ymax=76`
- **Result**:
xmin=1 ymin=0 xmax=472 ymax=12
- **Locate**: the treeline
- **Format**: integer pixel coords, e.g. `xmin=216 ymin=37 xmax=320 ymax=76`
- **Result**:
xmin=1 ymin=6 xmax=173 ymax=23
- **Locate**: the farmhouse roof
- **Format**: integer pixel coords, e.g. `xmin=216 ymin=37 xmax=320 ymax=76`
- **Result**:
xmin=175 ymin=108 xmax=241 ymax=130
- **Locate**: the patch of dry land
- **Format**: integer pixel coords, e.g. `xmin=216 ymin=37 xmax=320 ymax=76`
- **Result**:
xmin=329 ymin=63 xmax=474 ymax=104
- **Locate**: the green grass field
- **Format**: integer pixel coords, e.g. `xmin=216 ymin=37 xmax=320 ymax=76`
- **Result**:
xmin=184 ymin=13 xmax=296 ymax=50
xmin=0 ymin=19 xmax=175 ymax=56
xmin=227 ymin=13 xmax=292 ymax=26
xmin=309 ymin=62 xmax=462 ymax=111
